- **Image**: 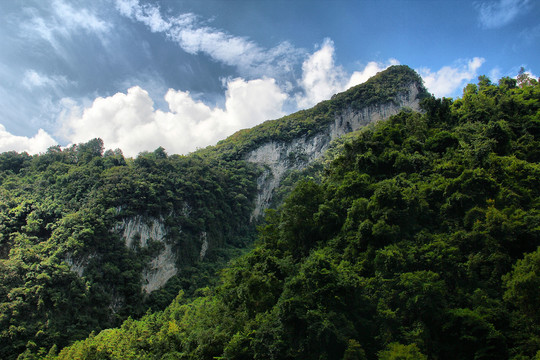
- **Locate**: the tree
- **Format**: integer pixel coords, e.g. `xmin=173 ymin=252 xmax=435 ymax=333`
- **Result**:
xmin=517 ymin=67 xmax=538 ymax=88
xmin=378 ymin=343 xmax=427 ymax=360
xmin=503 ymin=247 xmax=540 ymax=322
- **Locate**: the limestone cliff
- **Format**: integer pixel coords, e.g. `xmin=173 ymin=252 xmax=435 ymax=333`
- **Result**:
xmin=114 ymin=216 xmax=176 ymax=293
xmin=112 ymin=215 xmax=212 ymax=293
xmin=73 ymin=67 xmax=426 ymax=295
xmin=246 ymin=80 xmax=424 ymax=217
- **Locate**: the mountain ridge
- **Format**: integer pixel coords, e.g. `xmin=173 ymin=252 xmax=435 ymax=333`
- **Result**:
xmin=0 ymin=66 xmax=437 ymax=359
xmin=49 ymin=72 xmax=540 ymax=360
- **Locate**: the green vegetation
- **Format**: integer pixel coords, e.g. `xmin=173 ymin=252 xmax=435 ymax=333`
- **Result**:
xmin=0 ymin=65 xmax=425 ymax=359
xmin=1 ymin=66 xmax=539 ymax=359
xmin=40 ymin=73 xmax=540 ymax=359
xmin=0 ymin=142 xmax=259 ymax=359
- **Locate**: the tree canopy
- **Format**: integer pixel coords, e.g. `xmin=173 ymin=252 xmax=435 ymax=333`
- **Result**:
xmin=30 ymin=74 xmax=540 ymax=360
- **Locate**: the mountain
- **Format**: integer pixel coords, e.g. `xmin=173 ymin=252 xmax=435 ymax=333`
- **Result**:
xmin=0 ymin=65 xmax=427 ymax=359
xmin=49 ymin=72 xmax=539 ymax=360
xmin=3 ymin=68 xmax=540 ymax=359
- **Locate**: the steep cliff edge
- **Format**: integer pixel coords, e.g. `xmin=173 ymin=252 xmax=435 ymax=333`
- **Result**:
xmin=122 ymin=66 xmax=427 ymax=293
xmin=243 ymin=67 xmax=426 ymax=217
xmin=74 ymin=66 xmax=427 ymax=295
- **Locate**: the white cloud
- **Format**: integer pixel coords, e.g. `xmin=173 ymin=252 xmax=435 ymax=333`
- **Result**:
xmin=295 ymin=39 xmax=346 ymax=109
xmin=114 ymin=0 xmax=302 ymax=78
xmin=53 ymin=0 xmax=109 ymax=34
xmin=295 ymin=39 xmax=399 ymax=108
xmin=476 ymin=0 xmax=530 ymax=28
xmin=489 ymin=67 xmax=502 ymax=82
xmin=60 ymin=78 xmax=287 ymax=157
xmin=115 ymin=0 xmax=171 ymax=32
xmin=56 ymin=36 xmax=404 ymax=157
xmin=418 ymin=57 xmax=485 ymax=97
xmin=0 ymin=124 xmax=57 ymax=154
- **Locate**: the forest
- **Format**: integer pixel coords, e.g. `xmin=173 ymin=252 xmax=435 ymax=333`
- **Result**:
xmin=0 ymin=67 xmax=539 ymax=359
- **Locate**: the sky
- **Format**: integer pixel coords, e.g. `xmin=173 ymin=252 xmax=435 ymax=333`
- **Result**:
xmin=0 ymin=0 xmax=538 ymax=157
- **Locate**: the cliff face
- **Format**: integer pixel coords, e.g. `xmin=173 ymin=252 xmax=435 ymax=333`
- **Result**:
xmin=114 ymin=216 xmax=176 ymax=293
xmin=113 ymin=72 xmax=425 ymax=294
xmin=246 ymin=81 xmax=423 ymax=217
xmin=81 ymin=68 xmax=425 ymax=295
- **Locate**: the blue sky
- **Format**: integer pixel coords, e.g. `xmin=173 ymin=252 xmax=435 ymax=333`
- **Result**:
xmin=0 ymin=0 xmax=538 ymax=156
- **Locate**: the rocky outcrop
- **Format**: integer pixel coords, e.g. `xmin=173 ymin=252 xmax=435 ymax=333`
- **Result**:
xmin=116 ymin=216 xmax=167 ymax=248
xmin=142 ymin=242 xmax=177 ymax=293
xmin=246 ymin=81 xmax=423 ymax=218
xmin=114 ymin=215 xmax=177 ymax=293
xmin=112 ymin=215 xmax=211 ymax=293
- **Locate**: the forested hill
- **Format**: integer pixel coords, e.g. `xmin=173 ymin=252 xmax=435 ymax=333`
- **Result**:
xmin=50 ymin=73 xmax=540 ymax=359
xmin=0 ymin=65 xmax=427 ymax=359
xmin=1 ymin=67 xmax=539 ymax=359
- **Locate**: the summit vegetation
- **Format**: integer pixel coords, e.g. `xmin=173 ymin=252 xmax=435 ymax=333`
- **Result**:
xmin=0 ymin=66 xmax=539 ymax=359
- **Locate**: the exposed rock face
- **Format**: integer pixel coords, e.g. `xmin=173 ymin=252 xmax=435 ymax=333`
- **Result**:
xmin=115 ymin=216 xmax=177 ymax=293
xmin=247 ymin=133 xmax=330 ymax=218
xmin=246 ymin=82 xmax=422 ymax=218
xmin=142 ymin=242 xmax=177 ymax=293
xmin=116 ymin=216 xmax=167 ymax=248
xmin=199 ymin=232 xmax=208 ymax=260
xmin=112 ymin=216 xmax=212 ymax=293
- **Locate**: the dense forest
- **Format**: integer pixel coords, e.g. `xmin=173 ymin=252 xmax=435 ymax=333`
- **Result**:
xmin=0 ymin=142 xmax=260 ymax=358
xmin=0 ymin=65 xmax=425 ymax=360
xmin=1 ymin=67 xmax=539 ymax=359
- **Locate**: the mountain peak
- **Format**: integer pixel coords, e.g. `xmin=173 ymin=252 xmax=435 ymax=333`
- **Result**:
xmin=210 ymin=65 xmax=427 ymax=159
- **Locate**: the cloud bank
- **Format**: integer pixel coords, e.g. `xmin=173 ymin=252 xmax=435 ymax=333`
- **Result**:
xmin=60 ymin=78 xmax=287 ymax=157
xmin=0 ymin=124 xmax=57 ymax=154
xmin=55 ymin=38 xmax=401 ymax=157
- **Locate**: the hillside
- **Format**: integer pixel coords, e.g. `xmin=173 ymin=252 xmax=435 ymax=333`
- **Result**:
xmin=0 ymin=66 xmax=428 ymax=359
xmin=48 ymin=73 xmax=540 ymax=360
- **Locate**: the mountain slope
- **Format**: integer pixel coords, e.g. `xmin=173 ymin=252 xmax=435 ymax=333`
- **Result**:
xmin=50 ymin=74 xmax=540 ymax=359
xmin=0 ymin=66 xmax=426 ymax=359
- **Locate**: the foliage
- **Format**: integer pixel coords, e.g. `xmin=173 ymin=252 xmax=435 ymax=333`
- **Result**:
xmin=46 ymin=74 xmax=540 ymax=359
xmin=0 ymin=141 xmax=259 ymax=358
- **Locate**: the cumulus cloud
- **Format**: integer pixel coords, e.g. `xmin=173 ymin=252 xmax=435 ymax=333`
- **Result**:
xmin=418 ymin=57 xmax=485 ymax=97
xmin=60 ymin=78 xmax=287 ymax=157
xmin=295 ymin=39 xmax=399 ymax=108
xmin=295 ymin=39 xmax=346 ymax=108
xmin=0 ymin=124 xmax=57 ymax=154
xmin=476 ymin=0 xmax=530 ymax=28
xmin=115 ymin=0 xmax=302 ymax=78
xmin=54 ymin=36 xmax=406 ymax=156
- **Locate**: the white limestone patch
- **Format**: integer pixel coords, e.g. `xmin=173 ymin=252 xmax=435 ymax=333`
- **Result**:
xmin=114 ymin=215 xmax=178 ymax=293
